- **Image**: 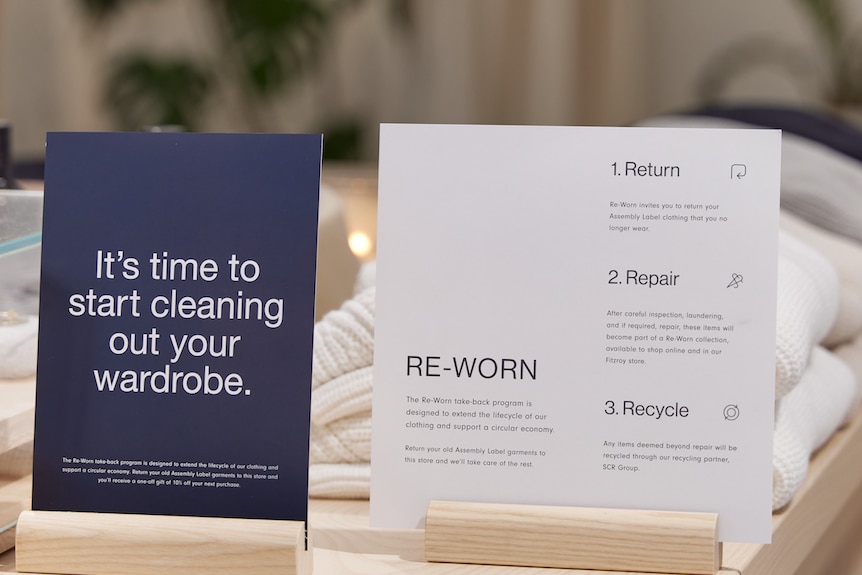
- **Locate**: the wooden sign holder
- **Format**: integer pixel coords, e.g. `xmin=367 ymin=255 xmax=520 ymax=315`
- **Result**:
xmin=15 ymin=510 xmax=313 ymax=575
xmin=425 ymin=500 xmax=720 ymax=575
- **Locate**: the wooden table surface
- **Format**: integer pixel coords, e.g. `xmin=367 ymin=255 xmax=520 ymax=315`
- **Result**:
xmin=2 ymin=403 xmax=862 ymax=574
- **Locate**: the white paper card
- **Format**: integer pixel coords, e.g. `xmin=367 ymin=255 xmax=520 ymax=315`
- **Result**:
xmin=370 ymin=124 xmax=780 ymax=543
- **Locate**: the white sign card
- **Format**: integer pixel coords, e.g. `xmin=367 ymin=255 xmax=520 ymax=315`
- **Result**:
xmin=370 ymin=124 xmax=781 ymax=543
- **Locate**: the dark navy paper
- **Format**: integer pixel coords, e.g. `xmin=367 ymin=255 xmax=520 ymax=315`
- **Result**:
xmin=32 ymin=132 xmax=321 ymax=521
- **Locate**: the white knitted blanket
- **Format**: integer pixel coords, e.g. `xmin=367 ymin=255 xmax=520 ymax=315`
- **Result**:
xmin=780 ymin=211 xmax=862 ymax=347
xmin=638 ymin=115 xmax=852 ymax=398
xmin=775 ymin=232 xmax=839 ymax=397
xmin=772 ymin=346 xmax=858 ymax=509
xmin=308 ymin=271 xmax=375 ymax=498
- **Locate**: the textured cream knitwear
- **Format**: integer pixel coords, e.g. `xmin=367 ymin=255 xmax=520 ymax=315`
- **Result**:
xmin=775 ymin=232 xmax=840 ymax=397
xmin=780 ymin=211 xmax=862 ymax=347
xmin=308 ymin=273 xmax=375 ymax=498
xmin=772 ymin=346 xmax=858 ymax=509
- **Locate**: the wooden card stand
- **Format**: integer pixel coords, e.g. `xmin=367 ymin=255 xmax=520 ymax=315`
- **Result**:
xmin=425 ymin=500 xmax=720 ymax=575
xmin=15 ymin=510 xmax=312 ymax=575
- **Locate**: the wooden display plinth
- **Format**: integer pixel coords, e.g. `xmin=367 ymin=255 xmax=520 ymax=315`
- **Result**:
xmin=425 ymin=500 xmax=720 ymax=574
xmin=15 ymin=510 xmax=312 ymax=575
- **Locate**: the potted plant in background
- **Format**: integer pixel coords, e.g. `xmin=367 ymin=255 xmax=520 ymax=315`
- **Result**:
xmin=77 ymin=0 xmax=412 ymax=160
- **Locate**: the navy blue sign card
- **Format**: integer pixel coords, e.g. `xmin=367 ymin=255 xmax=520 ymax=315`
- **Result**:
xmin=33 ymin=132 xmax=321 ymax=521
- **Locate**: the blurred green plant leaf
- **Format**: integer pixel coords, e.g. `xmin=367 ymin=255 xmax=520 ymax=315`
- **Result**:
xmin=78 ymin=0 xmax=375 ymax=155
xmin=77 ymin=0 xmax=156 ymax=24
xmin=321 ymin=117 xmax=363 ymax=161
xmin=212 ymin=0 xmax=329 ymax=100
xmin=388 ymin=0 xmax=415 ymax=32
xmin=794 ymin=0 xmax=862 ymax=104
xmin=795 ymin=0 xmax=843 ymax=50
xmin=105 ymin=55 xmax=211 ymax=130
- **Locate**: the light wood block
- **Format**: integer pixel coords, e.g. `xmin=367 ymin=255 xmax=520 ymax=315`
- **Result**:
xmin=425 ymin=500 xmax=719 ymax=574
xmin=0 ymin=379 xmax=35 ymax=457
xmin=0 ymin=475 xmax=33 ymax=553
xmin=15 ymin=510 xmax=311 ymax=575
xmin=0 ymin=476 xmax=32 ymax=555
xmin=0 ymin=443 xmax=32 ymax=480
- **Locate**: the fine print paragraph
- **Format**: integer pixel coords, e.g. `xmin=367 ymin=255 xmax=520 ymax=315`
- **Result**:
xmin=600 ymin=437 xmax=737 ymax=473
xmin=60 ymin=456 xmax=280 ymax=489
xmin=605 ymin=307 xmax=734 ymax=366
xmin=403 ymin=394 xmax=550 ymax=470
xmin=608 ymin=201 xmax=728 ymax=234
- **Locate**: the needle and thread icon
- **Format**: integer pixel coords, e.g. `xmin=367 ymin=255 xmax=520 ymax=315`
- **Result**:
xmin=727 ymin=273 xmax=743 ymax=288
